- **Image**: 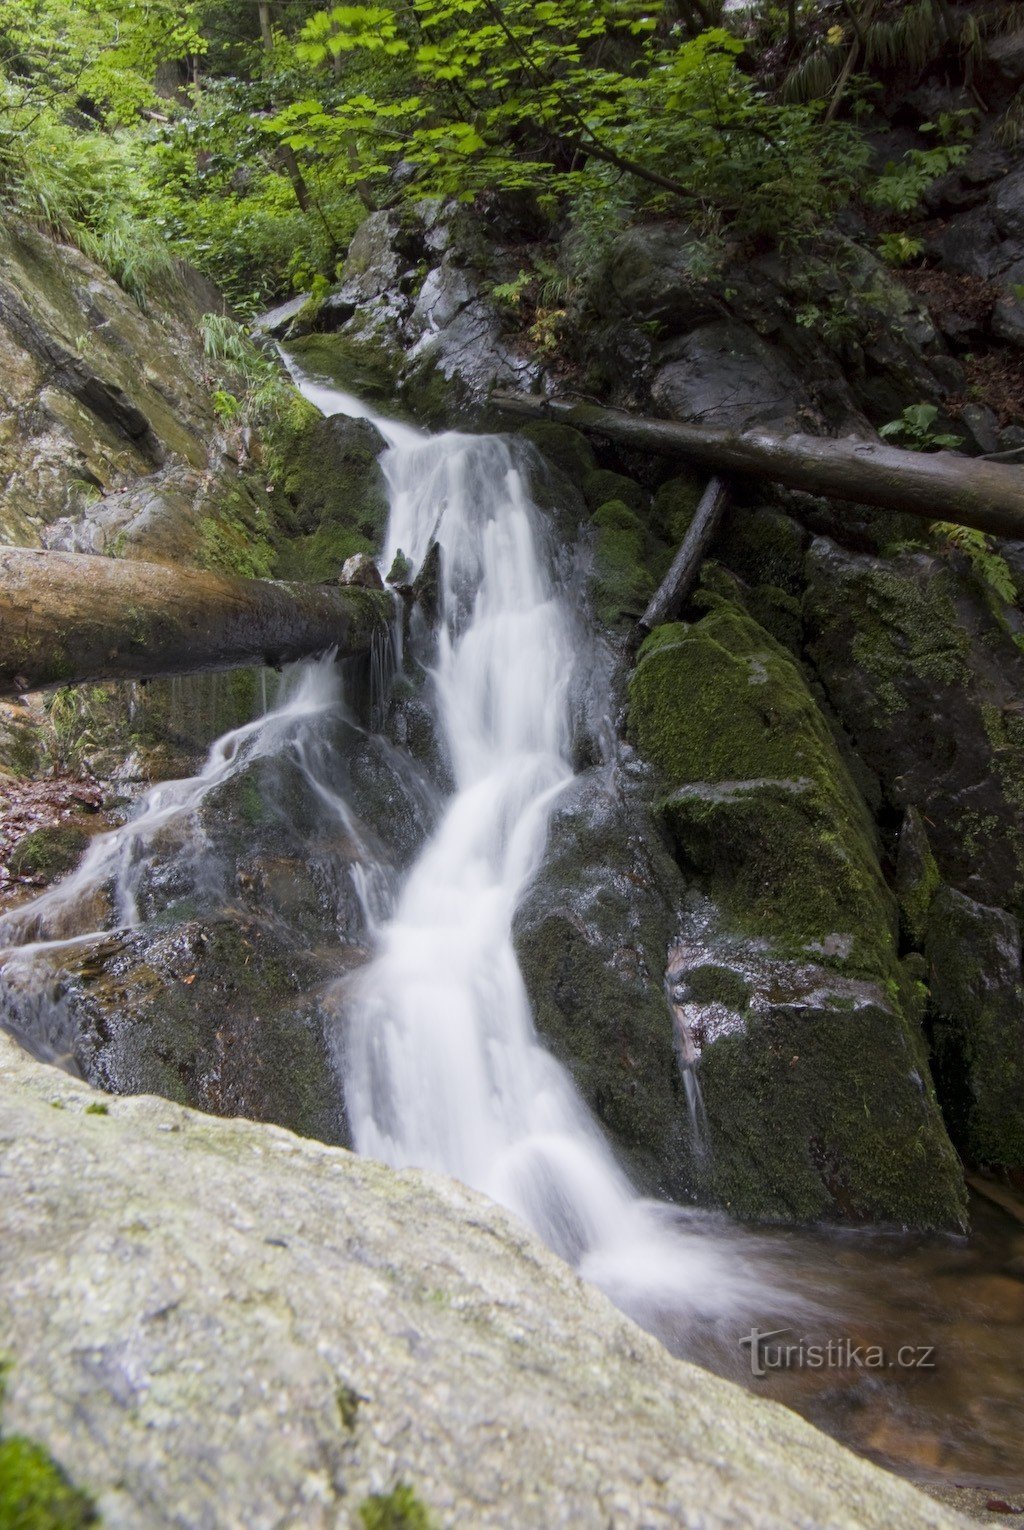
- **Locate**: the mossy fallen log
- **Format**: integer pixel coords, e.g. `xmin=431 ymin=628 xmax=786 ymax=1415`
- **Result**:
xmin=0 ymin=547 xmax=392 ymax=697
xmin=493 ymin=392 xmax=1024 ymax=540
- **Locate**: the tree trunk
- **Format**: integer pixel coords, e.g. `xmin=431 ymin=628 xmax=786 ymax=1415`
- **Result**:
xmin=0 ymin=549 xmax=390 ymax=699
xmin=636 ymin=476 xmax=731 ymax=639
xmin=492 ymin=393 xmax=1024 ymax=542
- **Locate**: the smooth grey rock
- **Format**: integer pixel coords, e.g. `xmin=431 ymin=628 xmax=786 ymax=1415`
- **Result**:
xmin=0 ymin=1030 xmax=967 ymax=1530
xmin=340 ymin=552 xmax=384 ymax=589
xmin=650 ymin=320 xmax=807 ymax=431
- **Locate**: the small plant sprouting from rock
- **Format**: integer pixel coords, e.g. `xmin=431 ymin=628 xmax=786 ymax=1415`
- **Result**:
xmin=357 ymin=1482 xmax=432 ymax=1530
xmin=879 ymin=404 xmax=962 ymax=452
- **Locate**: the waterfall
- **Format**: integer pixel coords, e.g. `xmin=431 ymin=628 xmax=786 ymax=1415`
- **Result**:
xmin=293 ymin=372 xmax=784 ymax=1328
xmin=1 ymin=370 xmax=803 ymax=1337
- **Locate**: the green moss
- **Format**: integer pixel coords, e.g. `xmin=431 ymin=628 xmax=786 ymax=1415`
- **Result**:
xmin=196 ymin=512 xmax=276 ymax=581
xmin=286 ymin=332 xmax=400 ymax=406
xmin=274 ymin=526 xmax=374 ymax=583
xmin=520 ymin=421 xmax=596 ymax=483
xmin=717 ymin=508 xmax=806 ymax=596
xmin=9 ymin=827 xmax=89 ymax=881
xmin=843 ymin=566 xmax=971 ymax=720
xmin=589 ymin=499 xmax=656 ymax=627
xmin=894 ymin=807 xmax=940 ymax=951
xmin=651 ymin=471 xmax=705 ymax=545
xmin=0 ymin=1438 xmax=97 ymax=1530
xmin=926 ymin=887 xmax=1024 ymax=1168
xmin=628 ymin=604 xmax=896 ymax=976
xmin=84 ymin=1103 xmax=109 ymax=1116
xmin=699 ymin=995 xmax=967 ymax=1228
xmin=581 ymin=467 xmax=646 ymax=515
xmin=684 ymin=964 xmax=751 ymax=1011
xmin=357 ymin=1484 xmax=432 ymax=1530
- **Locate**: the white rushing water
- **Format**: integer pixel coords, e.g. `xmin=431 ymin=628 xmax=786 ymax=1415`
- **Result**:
xmin=1 ymin=368 xmax=803 ymax=1336
xmin=294 ymin=371 xmax=787 ymax=1327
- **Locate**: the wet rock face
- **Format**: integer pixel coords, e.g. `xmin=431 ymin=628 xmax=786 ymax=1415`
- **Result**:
xmin=285 ymin=205 xmax=539 ymax=427
xmin=666 ymin=905 xmax=960 ymax=1226
xmin=625 ymin=597 xmax=966 ymax=1228
xmin=926 ymin=887 xmax=1024 ymax=1170
xmin=0 ymin=1032 xmax=964 ymax=1530
xmin=650 ymin=321 xmax=808 ymax=433
xmin=514 ymin=769 xmax=697 ymax=1200
xmin=0 ymin=215 xmax=269 ymax=566
xmin=803 ymin=537 xmax=1024 ymax=923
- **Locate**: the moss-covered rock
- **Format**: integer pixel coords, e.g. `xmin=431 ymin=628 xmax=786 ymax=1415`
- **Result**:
xmin=581 ymin=467 xmax=646 ymax=515
xmin=270 ymin=410 xmax=389 ymax=582
xmin=518 ymin=422 xmax=595 ymax=485
xmin=804 ymin=536 xmax=1024 ymax=922
xmin=717 ymin=507 xmax=807 ymax=596
xmin=589 ymin=499 xmax=657 ymax=627
xmin=286 ymin=331 xmax=402 ymax=408
xmin=650 ymin=471 xmax=705 ymax=546
xmin=629 ymin=606 xmax=896 ymax=971
xmin=514 ymin=773 xmax=697 ymax=1199
xmin=627 ymin=599 xmax=966 ymax=1227
xmin=9 ymin=827 xmax=89 ymax=882
xmin=894 ymin=807 xmax=941 ymax=951
xmin=669 ymin=914 xmax=966 ymax=1227
xmin=926 ymin=886 xmax=1024 ymax=1170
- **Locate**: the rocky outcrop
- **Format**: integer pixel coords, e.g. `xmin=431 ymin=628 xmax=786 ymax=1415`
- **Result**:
xmin=625 ymin=597 xmax=966 ymax=1228
xmin=803 ymin=538 xmax=1024 ymax=922
xmin=0 ymin=214 xmax=265 ymax=566
xmin=277 ymin=205 xmax=539 ymax=426
xmin=0 ymin=1029 xmax=966 ymax=1529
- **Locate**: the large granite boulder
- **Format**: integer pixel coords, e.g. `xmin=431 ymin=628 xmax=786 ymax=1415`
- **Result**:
xmin=0 ymin=1029 xmax=966 ymax=1529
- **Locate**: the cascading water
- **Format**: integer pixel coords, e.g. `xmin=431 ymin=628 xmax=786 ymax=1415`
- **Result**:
xmin=293 ymin=371 xmax=787 ymax=1327
xmin=1 ymin=368 xmax=801 ymax=1338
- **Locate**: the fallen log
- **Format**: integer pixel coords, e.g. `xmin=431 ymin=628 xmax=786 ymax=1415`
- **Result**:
xmin=0 ymin=547 xmax=391 ymax=698
xmin=494 ymin=392 xmax=1024 ymax=541
xmin=637 ymin=475 xmax=731 ymax=638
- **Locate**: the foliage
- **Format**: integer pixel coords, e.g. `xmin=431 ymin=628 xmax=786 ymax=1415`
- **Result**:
xmin=877 ymin=232 xmax=923 ymax=267
xmin=274 ymin=8 xmax=868 ymax=240
xmin=931 ymin=523 xmax=1018 ymax=605
xmin=199 ymin=313 xmax=292 ymax=422
xmin=879 ymin=404 xmax=962 ymax=452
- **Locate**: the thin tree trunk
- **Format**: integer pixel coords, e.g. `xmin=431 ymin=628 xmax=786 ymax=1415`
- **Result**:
xmin=636 ymin=476 xmax=731 ymax=638
xmin=492 ymin=392 xmax=1024 ymax=540
xmin=0 ymin=549 xmax=390 ymax=698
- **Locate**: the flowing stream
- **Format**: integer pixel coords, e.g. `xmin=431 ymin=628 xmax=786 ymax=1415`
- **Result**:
xmin=2 ymin=374 xmax=1023 ymax=1498
xmin=297 ymin=372 xmax=775 ymax=1326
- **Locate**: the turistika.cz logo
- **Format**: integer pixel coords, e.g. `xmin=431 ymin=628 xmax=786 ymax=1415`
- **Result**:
xmin=739 ymin=1328 xmax=936 ymax=1378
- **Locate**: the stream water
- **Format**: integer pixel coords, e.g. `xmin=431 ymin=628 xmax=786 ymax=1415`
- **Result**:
xmin=1 ymin=374 xmax=1022 ymax=1501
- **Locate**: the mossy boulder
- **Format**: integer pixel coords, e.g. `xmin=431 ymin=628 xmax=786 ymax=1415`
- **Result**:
xmin=581 ymin=467 xmax=646 ymax=515
xmin=514 ymin=773 xmax=697 ymax=1199
xmin=650 ymin=471 xmax=706 ymax=546
xmin=272 ymin=411 xmax=388 ymax=581
xmin=629 ymin=606 xmax=897 ymax=972
xmin=668 ymin=912 xmax=966 ymax=1228
xmin=926 ymin=886 xmax=1024 ymax=1170
xmin=589 ymin=499 xmax=657 ymax=627
xmin=717 ymin=507 xmax=807 ymax=596
xmin=286 ymin=331 xmax=402 ymax=408
xmin=804 ymin=536 xmax=1024 ymax=922
xmin=518 ymin=422 xmax=595 ymax=485
xmin=9 ymin=826 xmax=89 ymax=882
xmin=627 ymin=600 xmax=966 ymax=1227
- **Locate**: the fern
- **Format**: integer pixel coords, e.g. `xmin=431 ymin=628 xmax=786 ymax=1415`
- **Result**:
xmin=931 ymin=522 xmax=1018 ymax=605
